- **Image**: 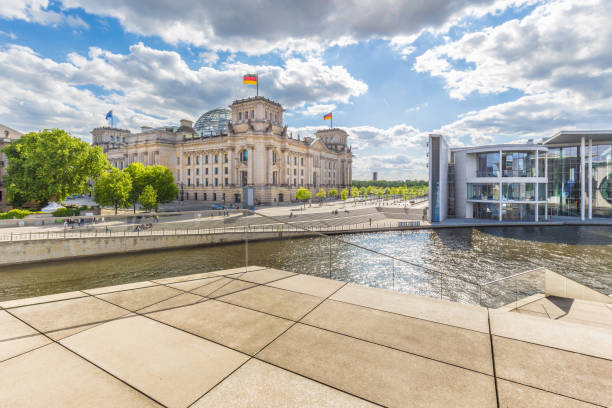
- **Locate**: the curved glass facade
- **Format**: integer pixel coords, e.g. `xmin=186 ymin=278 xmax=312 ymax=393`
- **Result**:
xmin=193 ymin=108 xmax=231 ymax=137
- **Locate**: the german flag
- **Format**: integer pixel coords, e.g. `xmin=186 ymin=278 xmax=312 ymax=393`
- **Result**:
xmin=243 ymin=74 xmax=257 ymax=85
xmin=323 ymin=112 xmax=332 ymax=120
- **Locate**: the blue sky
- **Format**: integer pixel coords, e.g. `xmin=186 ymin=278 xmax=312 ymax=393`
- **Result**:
xmin=1 ymin=0 xmax=611 ymax=179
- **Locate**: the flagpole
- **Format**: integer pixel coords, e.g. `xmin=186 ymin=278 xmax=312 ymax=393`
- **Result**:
xmin=331 ymin=115 xmax=332 ymax=129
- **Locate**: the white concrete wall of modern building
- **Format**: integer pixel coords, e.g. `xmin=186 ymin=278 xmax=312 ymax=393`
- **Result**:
xmin=430 ymin=138 xmax=549 ymax=223
xmin=0 ymin=124 xmax=23 ymax=212
xmin=428 ymin=134 xmax=449 ymax=222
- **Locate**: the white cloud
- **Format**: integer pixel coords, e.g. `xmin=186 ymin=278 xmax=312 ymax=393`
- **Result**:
xmin=55 ymin=0 xmax=516 ymax=55
xmin=0 ymin=42 xmax=366 ymax=139
xmin=294 ymin=103 xmax=336 ymax=117
xmin=198 ymin=50 xmax=218 ymax=65
xmin=0 ymin=30 xmax=17 ymax=39
xmin=415 ymin=0 xmax=612 ymax=100
xmin=352 ymin=154 xmax=428 ymax=180
xmin=0 ymin=0 xmax=88 ymax=28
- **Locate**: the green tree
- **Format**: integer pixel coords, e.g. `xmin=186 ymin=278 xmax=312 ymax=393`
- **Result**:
xmin=340 ymin=189 xmax=348 ymax=201
xmin=143 ymin=165 xmax=179 ymax=204
xmin=94 ymin=168 xmax=132 ymax=214
xmin=351 ymin=186 xmax=359 ymax=198
xmin=359 ymin=186 xmax=367 ymax=197
xmin=138 ymin=185 xmax=158 ymax=212
xmin=123 ymin=162 xmax=147 ymax=213
xmin=295 ymin=187 xmax=312 ymax=207
xmin=315 ymin=188 xmax=326 ymax=202
xmin=328 ymin=188 xmax=338 ymax=199
xmin=365 ymin=186 xmax=374 ymax=197
xmin=384 ymin=187 xmax=391 ymax=200
xmin=1 ymin=129 xmax=108 ymax=207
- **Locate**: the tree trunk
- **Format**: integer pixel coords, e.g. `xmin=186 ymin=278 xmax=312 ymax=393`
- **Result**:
xmin=133 ymin=201 xmax=136 ymax=214
xmin=115 ymin=204 xmax=118 ymax=215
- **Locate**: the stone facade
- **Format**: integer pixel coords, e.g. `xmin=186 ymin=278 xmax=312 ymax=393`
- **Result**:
xmin=0 ymin=124 xmax=22 ymax=211
xmin=93 ymin=97 xmax=353 ymax=205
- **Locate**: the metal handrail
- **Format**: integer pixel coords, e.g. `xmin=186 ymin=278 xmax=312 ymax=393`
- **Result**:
xmin=480 ymin=267 xmax=546 ymax=286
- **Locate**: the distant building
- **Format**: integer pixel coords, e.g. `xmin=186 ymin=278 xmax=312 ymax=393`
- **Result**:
xmin=373 ymin=172 xmax=378 ymax=181
xmin=428 ymin=131 xmax=612 ymax=222
xmin=0 ymin=124 xmax=23 ymax=211
xmin=93 ymin=98 xmax=353 ymax=205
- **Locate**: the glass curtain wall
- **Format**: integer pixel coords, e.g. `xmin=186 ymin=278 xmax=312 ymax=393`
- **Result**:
xmin=502 ymin=203 xmax=536 ymax=221
xmin=476 ymin=152 xmax=499 ymax=177
xmin=467 ymin=183 xmax=499 ymax=200
xmin=502 ymin=183 xmax=536 ymax=201
xmin=591 ymin=143 xmax=612 ymax=217
xmin=547 ymin=147 xmax=581 ymax=216
xmin=502 ymin=152 xmax=536 ymax=177
xmin=473 ymin=203 xmax=499 ymax=219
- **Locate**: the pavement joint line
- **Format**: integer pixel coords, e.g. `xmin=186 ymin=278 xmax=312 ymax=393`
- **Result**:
xmin=0 ymin=291 xmax=90 ymax=310
xmin=488 ymin=309 xmax=501 ymax=408
xmin=1 ymin=307 xmax=169 ymax=408
xmin=186 ymin=281 xmax=353 ymax=408
xmin=494 ymin=377 xmax=608 ymax=408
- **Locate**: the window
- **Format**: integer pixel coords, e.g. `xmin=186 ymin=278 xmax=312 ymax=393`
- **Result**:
xmin=240 ymin=149 xmax=248 ymax=162
xmin=215 ymin=154 xmax=218 ymax=164
xmin=187 ymin=156 xmax=191 ymax=166
xmin=293 ymin=169 xmax=297 ymax=176
xmin=177 ymin=156 xmax=180 ymax=165
xmin=187 ymin=169 xmax=191 ymax=176
xmin=215 ymin=178 xmax=218 ymax=186
xmin=502 ymin=183 xmax=536 ymax=201
xmin=293 ymin=157 xmax=297 ymax=165
xmin=110 ymin=136 xmax=114 ymax=142
xmin=300 ymin=169 xmax=303 ymax=176
xmin=293 ymin=178 xmax=297 ymax=186
xmin=205 ymin=168 xmax=209 ymax=175
xmin=224 ymin=167 xmax=228 ymax=175
xmin=301 ymin=157 xmax=304 ymax=166
xmin=213 ymin=193 xmax=217 ymax=201
xmin=467 ymin=183 xmax=500 ymax=200
xmin=196 ymin=156 xmax=200 ymax=165
xmin=196 ymin=178 xmax=200 ymax=186
xmin=196 ymin=168 xmax=200 ymax=175
xmin=187 ymin=178 xmax=191 ymax=186
xmin=215 ymin=168 xmax=219 ymax=175
xmin=251 ymin=110 xmax=254 ymax=118
xmin=239 ymin=112 xmax=242 ymax=120
xmin=194 ymin=192 xmax=198 ymax=201
xmin=203 ymin=193 xmax=207 ymax=201
xmin=122 ymin=137 xmax=125 ymax=143
xmin=272 ymin=151 xmax=277 ymax=164
xmin=224 ymin=154 xmax=228 ymax=163
xmin=205 ymin=178 xmax=209 ymax=186
xmin=205 ymin=155 xmax=209 ymax=164
xmin=225 ymin=177 xmax=228 ymax=185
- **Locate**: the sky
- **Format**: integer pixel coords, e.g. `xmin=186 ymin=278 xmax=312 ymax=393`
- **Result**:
xmin=1 ymin=0 xmax=611 ymax=180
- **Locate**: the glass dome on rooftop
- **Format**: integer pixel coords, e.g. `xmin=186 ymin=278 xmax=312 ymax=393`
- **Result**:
xmin=194 ymin=107 xmax=231 ymax=137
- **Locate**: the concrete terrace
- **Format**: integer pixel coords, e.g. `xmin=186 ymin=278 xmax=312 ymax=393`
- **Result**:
xmin=0 ymin=267 xmax=610 ymax=407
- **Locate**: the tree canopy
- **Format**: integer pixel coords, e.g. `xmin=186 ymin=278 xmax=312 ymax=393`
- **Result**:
xmin=138 ymin=185 xmax=158 ymax=212
xmin=315 ymin=188 xmax=326 ymax=200
xmin=123 ymin=162 xmax=147 ymax=213
xmin=340 ymin=189 xmax=348 ymax=200
xmin=122 ymin=163 xmax=178 ymax=212
xmin=1 ymin=129 xmax=108 ymax=207
xmin=328 ymin=188 xmax=338 ymax=198
xmin=94 ymin=168 xmax=132 ymax=214
xmin=296 ymin=187 xmax=312 ymax=201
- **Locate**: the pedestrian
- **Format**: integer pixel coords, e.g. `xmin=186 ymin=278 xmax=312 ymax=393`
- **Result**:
xmin=369 ymin=218 xmax=372 ymax=227
xmin=105 ymin=226 xmax=109 ymax=233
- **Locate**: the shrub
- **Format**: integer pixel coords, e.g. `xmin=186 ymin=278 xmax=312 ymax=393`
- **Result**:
xmin=53 ymin=205 xmax=92 ymax=217
xmin=0 ymin=209 xmax=39 ymax=219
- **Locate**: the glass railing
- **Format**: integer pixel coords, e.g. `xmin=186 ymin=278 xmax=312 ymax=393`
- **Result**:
xmin=475 ymin=170 xmax=498 ymax=177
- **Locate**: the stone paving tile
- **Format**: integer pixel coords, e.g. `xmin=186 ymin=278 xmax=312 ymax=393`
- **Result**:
xmin=193 ymin=359 xmax=378 ymax=408
xmin=302 ymin=299 xmax=493 ymax=374
xmin=148 ymin=299 xmax=292 ymax=355
xmin=0 ymin=310 xmax=51 ymax=362
xmin=61 ymin=315 xmax=248 ymax=408
xmin=230 ymin=268 xmax=296 ymax=284
xmin=152 ymin=271 xmax=218 ymax=285
xmin=166 ymin=275 xmax=224 ymax=291
xmin=0 ymin=290 xmax=87 ymax=309
xmin=258 ymin=323 xmax=497 ymax=408
xmin=497 ymin=379 xmax=599 ymax=408
xmin=9 ymin=296 xmax=127 ymax=340
xmin=218 ymin=285 xmax=322 ymax=321
xmin=97 ymin=285 xmax=184 ymax=312
xmin=330 ymin=283 xmax=489 ymax=333
xmin=493 ymin=336 xmax=612 ymax=407
xmin=490 ymin=309 xmax=612 ymax=360
xmin=137 ymin=292 xmax=204 ymax=314
xmin=191 ymin=277 xmax=257 ymax=298
xmin=0 ymin=343 xmax=160 ymax=407
xmin=266 ymin=274 xmax=345 ymax=298
xmin=84 ymin=281 xmax=158 ymax=295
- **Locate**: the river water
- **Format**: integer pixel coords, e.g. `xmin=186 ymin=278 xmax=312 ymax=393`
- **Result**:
xmin=1 ymin=226 xmax=610 ymax=305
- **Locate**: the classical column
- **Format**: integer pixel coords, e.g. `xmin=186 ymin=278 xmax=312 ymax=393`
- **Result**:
xmin=588 ymin=137 xmax=593 ymax=219
xmin=247 ymin=146 xmax=254 ymax=185
xmin=545 ymin=151 xmax=549 ymax=220
xmin=580 ymin=135 xmax=585 ymax=221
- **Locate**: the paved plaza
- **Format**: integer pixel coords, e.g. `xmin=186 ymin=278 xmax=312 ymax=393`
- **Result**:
xmin=0 ymin=267 xmax=610 ymax=407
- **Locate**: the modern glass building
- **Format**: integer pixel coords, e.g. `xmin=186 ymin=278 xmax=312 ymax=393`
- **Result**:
xmin=544 ymin=131 xmax=612 ymax=219
xmin=429 ymin=131 xmax=612 ymax=222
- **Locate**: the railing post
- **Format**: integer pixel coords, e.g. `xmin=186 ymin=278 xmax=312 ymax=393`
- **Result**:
xmin=245 ymin=226 xmax=249 ymax=272
xmin=392 ymin=259 xmax=395 ymax=291
xmin=328 ymin=237 xmax=332 ymax=279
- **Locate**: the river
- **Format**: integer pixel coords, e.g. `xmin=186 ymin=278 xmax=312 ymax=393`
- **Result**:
xmin=1 ymin=226 xmax=610 ymax=305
